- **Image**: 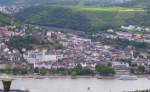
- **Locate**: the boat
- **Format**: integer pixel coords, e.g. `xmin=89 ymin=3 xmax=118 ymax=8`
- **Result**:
xmin=35 ymin=76 xmax=44 ymax=79
xmin=118 ymin=75 xmax=138 ymax=80
xmin=71 ymin=75 xmax=77 ymax=79
xmin=96 ymin=75 xmax=116 ymax=79
xmin=95 ymin=75 xmax=103 ymax=79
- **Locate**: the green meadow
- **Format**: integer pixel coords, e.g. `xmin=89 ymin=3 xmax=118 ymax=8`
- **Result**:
xmin=69 ymin=6 xmax=146 ymax=12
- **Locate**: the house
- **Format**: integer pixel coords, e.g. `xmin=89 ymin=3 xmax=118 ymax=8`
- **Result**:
xmin=121 ymin=25 xmax=135 ymax=30
xmin=0 ymin=43 xmax=6 ymax=49
xmin=46 ymin=31 xmax=58 ymax=42
xmin=11 ymin=50 xmax=25 ymax=64
xmin=112 ymin=61 xmax=130 ymax=75
xmin=0 ymin=27 xmax=14 ymax=37
xmin=32 ymin=31 xmax=47 ymax=44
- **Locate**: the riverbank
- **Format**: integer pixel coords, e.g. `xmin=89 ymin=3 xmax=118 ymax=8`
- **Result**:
xmin=4 ymin=75 xmax=94 ymax=79
xmin=0 ymin=74 xmax=150 ymax=80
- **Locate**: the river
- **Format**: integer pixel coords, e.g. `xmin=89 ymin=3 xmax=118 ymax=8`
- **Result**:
xmin=0 ymin=78 xmax=150 ymax=92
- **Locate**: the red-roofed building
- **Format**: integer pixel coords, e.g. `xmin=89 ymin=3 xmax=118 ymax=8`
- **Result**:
xmin=0 ymin=43 xmax=5 ymax=49
xmin=0 ymin=27 xmax=14 ymax=37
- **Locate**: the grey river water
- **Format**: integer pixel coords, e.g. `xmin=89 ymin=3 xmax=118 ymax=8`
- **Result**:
xmin=0 ymin=78 xmax=150 ymax=92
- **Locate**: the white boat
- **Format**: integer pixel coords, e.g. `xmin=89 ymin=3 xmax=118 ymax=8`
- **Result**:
xmin=118 ymin=75 xmax=138 ymax=80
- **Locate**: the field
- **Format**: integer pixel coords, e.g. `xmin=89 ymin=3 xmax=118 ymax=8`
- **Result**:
xmin=69 ymin=6 xmax=146 ymax=12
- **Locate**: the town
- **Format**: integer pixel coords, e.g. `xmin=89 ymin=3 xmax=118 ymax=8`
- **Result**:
xmin=0 ymin=24 xmax=149 ymax=76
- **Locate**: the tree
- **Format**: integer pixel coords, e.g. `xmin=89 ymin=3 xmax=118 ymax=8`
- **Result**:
xmin=4 ymin=67 xmax=12 ymax=74
xmin=6 ymin=36 xmax=34 ymax=51
xmin=133 ymin=48 xmax=140 ymax=57
xmin=130 ymin=68 xmax=135 ymax=74
xmin=39 ymin=67 xmax=48 ymax=75
xmin=95 ymin=65 xmax=115 ymax=76
xmin=80 ymin=68 xmax=94 ymax=75
xmin=138 ymin=65 xmax=145 ymax=73
xmin=34 ymin=67 xmax=40 ymax=73
xmin=56 ymin=68 xmax=68 ymax=75
xmin=72 ymin=64 xmax=82 ymax=75
xmin=108 ymin=62 xmax=112 ymax=67
xmin=51 ymin=40 xmax=63 ymax=49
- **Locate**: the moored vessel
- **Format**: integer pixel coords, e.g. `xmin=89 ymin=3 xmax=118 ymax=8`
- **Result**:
xmin=118 ymin=75 xmax=138 ymax=80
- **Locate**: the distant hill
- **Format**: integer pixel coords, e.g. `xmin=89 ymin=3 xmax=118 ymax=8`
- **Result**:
xmin=0 ymin=0 xmax=17 ymax=5
xmin=120 ymin=0 xmax=150 ymax=8
xmin=14 ymin=5 xmax=150 ymax=32
xmin=132 ymin=0 xmax=150 ymax=8
xmin=0 ymin=0 xmax=130 ymax=6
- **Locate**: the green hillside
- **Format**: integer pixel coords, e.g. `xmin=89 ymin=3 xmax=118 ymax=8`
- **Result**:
xmin=14 ymin=6 xmax=149 ymax=32
xmin=0 ymin=13 xmax=11 ymax=26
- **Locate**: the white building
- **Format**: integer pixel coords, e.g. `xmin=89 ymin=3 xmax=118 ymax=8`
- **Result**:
xmin=23 ymin=50 xmax=63 ymax=64
xmin=112 ymin=62 xmax=129 ymax=70
xmin=34 ymin=63 xmax=52 ymax=69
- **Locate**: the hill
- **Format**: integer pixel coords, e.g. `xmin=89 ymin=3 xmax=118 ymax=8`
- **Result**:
xmin=0 ymin=13 xmax=11 ymax=26
xmin=0 ymin=0 xmax=129 ymax=6
xmin=0 ymin=0 xmax=20 ymax=5
xmin=14 ymin=5 xmax=149 ymax=32
xmin=132 ymin=0 xmax=150 ymax=8
xmin=120 ymin=0 xmax=150 ymax=8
